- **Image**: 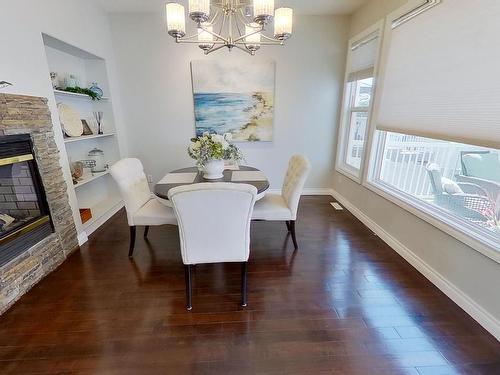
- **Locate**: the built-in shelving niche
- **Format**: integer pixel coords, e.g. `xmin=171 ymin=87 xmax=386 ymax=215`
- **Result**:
xmin=42 ymin=34 xmax=123 ymax=242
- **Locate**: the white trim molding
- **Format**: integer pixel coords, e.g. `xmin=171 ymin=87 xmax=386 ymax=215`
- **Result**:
xmin=335 ymin=20 xmax=385 ymax=185
xmin=363 ymin=179 xmax=500 ymax=265
xmin=267 ymin=188 xmax=333 ymax=196
xmin=330 ymin=188 xmax=500 ymax=341
xmin=391 ymin=0 xmax=442 ymax=29
xmin=302 ymin=188 xmax=337 ymax=196
xmin=77 ymin=232 xmax=88 ymax=246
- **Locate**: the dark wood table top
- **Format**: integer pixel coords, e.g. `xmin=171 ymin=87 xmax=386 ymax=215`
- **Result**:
xmin=154 ymin=166 xmax=270 ymax=200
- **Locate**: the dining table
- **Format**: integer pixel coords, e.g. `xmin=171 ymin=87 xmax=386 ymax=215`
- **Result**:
xmin=154 ymin=165 xmax=270 ymax=202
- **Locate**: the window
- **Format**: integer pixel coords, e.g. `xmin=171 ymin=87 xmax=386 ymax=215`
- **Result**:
xmin=344 ymin=76 xmax=373 ymax=170
xmin=370 ymin=131 xmax=500 ymax=250
xmin=336 ymin=23 xmax=382 ymax=181
xmin=361 ymin=1 xmax=500 ymax=259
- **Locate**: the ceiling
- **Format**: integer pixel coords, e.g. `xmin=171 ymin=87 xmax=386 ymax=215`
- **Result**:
xmin=95 ymin=0 xmax=369 ymax=15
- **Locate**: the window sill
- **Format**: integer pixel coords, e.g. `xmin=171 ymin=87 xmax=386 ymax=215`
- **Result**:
xmin=335 ymin=163 xmax=362 ymax=184
xmin=362 ymin=179 xmax=500 ymax=265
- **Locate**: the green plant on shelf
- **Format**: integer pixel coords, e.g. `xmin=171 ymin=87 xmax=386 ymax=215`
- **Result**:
xmin=56 ymin=86 xmax=101 ymax=101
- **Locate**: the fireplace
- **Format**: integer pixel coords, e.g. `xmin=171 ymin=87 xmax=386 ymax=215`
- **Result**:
xmin=0 ymin=94 xmax=78 ymax=314
xmin=0 ymin=134 xmax=53 ymax=266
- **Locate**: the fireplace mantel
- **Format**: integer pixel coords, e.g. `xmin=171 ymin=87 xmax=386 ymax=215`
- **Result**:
xmin=0 ymin=94 xmax=78 ymax=314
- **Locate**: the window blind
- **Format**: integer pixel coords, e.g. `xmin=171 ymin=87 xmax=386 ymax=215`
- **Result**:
xmin=376 ymin=0 xmax=500 ymax=149
xmin=348 ymin=67 xmax=375 ymax=83
xmin=348 ymin=32 xmax=379 ymax=76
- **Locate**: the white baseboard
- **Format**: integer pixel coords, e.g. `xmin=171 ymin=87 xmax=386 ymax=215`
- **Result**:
xmin=266 ymin=188 xmax=334 ymax=196
xmin=330 ymin=189 xmax=500 ymax=341
xmin=303 ymin=188 xmax=335 ymax=195
xmin=77 ymin=232 xmax=88 ymax=246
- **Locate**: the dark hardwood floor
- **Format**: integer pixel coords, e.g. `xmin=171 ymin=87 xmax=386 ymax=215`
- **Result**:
xmin=1 ymin=196 xmax=499 ymax=374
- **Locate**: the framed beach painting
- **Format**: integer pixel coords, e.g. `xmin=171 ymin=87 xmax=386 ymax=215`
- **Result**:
xmin=191 ymin=60 xmax=275 ymax=142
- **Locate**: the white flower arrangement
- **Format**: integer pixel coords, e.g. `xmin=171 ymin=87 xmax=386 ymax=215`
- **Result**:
xmin=188 ymin=132 xmax=244 ymax=167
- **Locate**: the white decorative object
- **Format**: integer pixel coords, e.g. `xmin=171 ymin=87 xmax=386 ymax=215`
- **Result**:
xmin=92 ymin=111 xmax=103 ymax=134
xmin=50 ymin=72 xmax=58 ymax=89
xmin=86 ymin=115 xmax=99 ymax=134
xmin=188 ymin=133 xmax=244 ymax=176
xmin=65 ymin=74 xmax=79 ymax=88
xmin=88 ymin=148 xmax=107 ymax=173
xmin=58 ymin=103 xmax=83 ymax=137
xmin=166 ymin=0 xmax=293 ymax=55
xmin=203 ymin=159 xmax=225 ymax=180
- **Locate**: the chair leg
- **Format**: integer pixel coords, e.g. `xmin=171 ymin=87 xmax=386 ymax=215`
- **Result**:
xmin=129 ymin=226 xmax=136 ymax=258
xmin=143 ymin=226 xmax=150 ymax=238
xmin=185 ymin=265 xmax=193 ymax=311
xmin=290 ymin=221 xmax=298 ymax=250
xmin=241 ymin=262 xmax=248 ymax=307
xmin=285 ymin=221 xmax=291 ymax=232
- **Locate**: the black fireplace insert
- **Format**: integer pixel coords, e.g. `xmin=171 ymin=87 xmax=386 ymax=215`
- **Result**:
xmin=0 ymin=134 xmax=53 ymax=266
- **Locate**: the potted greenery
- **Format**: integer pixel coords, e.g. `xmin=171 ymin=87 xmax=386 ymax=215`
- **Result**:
xmin=188 ymin=133 xmax=243 ymax=179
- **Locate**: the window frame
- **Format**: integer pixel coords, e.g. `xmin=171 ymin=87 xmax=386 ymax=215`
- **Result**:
xmin=359 ymin=2 xmax=500 ymax=264
xmin=343 ymin=83 xmax=371 ymax=171
xmin=364 ymin=130 xmax=500 ymax=264
xmin=335 ymin=21 xmax=384 ymax=183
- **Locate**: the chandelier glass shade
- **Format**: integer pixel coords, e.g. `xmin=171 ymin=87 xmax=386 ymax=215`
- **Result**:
xmin=166 ymin=0 xmax=293 ymax=55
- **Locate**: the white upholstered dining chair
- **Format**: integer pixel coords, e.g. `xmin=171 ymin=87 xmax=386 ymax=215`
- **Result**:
xmin=168 ymin=183 xmax=257 ymax=310
xmin=110 ymin=158 xmax=177 ymax=258
xmin=252 ymin=155 xmax=311 ymax=250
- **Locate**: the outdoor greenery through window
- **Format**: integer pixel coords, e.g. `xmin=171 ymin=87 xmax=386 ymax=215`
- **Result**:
xmin=344 ymin=77 xmax=373 ymax=170
xmin=374 ymin=132 xmax=500 ymax=242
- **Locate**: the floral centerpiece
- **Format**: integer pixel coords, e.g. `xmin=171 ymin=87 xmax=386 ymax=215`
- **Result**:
xmin=188 ymin=133 xmax=243 ymax=179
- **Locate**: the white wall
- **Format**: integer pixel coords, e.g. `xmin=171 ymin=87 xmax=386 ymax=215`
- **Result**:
xmin=0 ymin=0 xmax=127 ymax=232
xmin=349 ymin=0 xmax=408 ymax=35
xmin=333 ymin=0 xmax=500 ymax=339
xmin=108 ymin=12 xmax=350 ymax=189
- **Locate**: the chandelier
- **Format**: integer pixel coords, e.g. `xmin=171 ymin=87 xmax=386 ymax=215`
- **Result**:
xmin=166 ymin=0 xmax=294 ymax=55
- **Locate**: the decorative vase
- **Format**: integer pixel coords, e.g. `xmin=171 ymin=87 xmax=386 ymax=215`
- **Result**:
xmin=89 ymin=82 xmax=104 ymax=100
xmin=88 ymin=148 xmax=107 ymax=173
xmin=65 ymin=74 xmax=79 ymax=88
xmin=203 ymin=159 xmax=224 ymax=180
xmin=93 ymin=111 xmax=103 ymax=134
xmin=50 ymin=72 xmax=58 ymax=89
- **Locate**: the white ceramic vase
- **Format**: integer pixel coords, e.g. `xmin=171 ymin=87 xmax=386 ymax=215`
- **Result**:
xmin=203 ymin=159 xmax=225 ymax=180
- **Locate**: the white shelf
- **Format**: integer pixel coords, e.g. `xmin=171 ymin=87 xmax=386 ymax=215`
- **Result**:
xmin=64 ymin=133 xmax=115 ymax=143
xmin=44 ymin=34 xmax=121 ymax=244
xmin=54 ymin=89 xmax=109 ymax=101
xmin=81 ymin=198 xmax=123 ymax=231
xmin=74 ymin=171 xmax=109 ymax=189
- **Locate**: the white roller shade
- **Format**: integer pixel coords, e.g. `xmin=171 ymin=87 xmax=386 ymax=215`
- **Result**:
xmin=348 ymin=32 xmax=379 ymax=74
xmin=348 ymin=67 xmax=375 ymax=83
xmin=376 ymin=0 xmax=500 ymax=149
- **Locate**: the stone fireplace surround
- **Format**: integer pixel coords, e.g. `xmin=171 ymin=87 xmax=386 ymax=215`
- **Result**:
xmin=0 ymin=94 xmax=78 ymax=314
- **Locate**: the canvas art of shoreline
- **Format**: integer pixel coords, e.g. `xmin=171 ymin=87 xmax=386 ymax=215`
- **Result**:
xmin=191 ymin=60 xmax=275 ymax=142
